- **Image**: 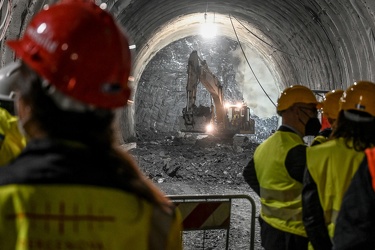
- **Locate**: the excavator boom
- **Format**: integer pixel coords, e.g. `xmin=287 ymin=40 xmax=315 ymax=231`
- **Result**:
xmin=180 ymin=50 xmax=255 ymax=137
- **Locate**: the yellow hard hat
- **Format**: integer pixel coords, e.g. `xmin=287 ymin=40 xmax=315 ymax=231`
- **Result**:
xmin=277 ymin=85 xmax=318 ymax=113
xmin=340 ymin=81 xmax=375 ymax=117
xmin=321 ymin=89 xmax=344 ymax=120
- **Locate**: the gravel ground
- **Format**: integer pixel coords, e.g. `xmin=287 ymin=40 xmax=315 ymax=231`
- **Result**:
xmin=126 ymin=132 xmax=264 ymax=249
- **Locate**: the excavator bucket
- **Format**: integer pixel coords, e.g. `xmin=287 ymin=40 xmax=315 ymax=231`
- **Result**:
xmin=180 ymin=105 xmax=212 ymax=133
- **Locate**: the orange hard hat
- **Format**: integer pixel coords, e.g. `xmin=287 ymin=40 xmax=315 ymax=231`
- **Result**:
xmin=321 ymin=89 xmax=344 ymax=120
xmin=7 ymin=0 xmax=132 ymax=109
xmin=340 ymin=81 xmax=375 ymax=117
xmin=277 ymin=85 xmax=318 ymax=113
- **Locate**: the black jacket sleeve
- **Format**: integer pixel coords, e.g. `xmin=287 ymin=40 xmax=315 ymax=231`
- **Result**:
xmin=243 ymin=141 xmax=306 ymax=196
xmin=285 ymin=144 xmax=307 ymax=183
xmin=302 ymin=168 xmax=332 ymax=250
xmin=333 ymin=158 xmax=375 ymax=250
xmin=243 ymin=158 xmax=260 ymax=196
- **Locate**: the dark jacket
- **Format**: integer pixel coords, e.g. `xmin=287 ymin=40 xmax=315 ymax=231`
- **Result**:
xmin=302 ymin=169 xmax=332 ymax=250
xmin=333 ymin=157 xmax=375 ymax=250
xmin=0 ymin=138 xmax=137 ymax=191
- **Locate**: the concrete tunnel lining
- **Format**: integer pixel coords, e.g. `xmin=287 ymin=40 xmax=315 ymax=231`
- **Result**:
xmin=1 ymin=0 xmax=375 ymax=142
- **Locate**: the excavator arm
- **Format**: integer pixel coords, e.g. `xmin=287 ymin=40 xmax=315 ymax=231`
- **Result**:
xmin=199 ymin=59 xmax=226 ymax=128
xmin=183 ymin=50 xmax=226 ymax=127
xmin=183 ymin=51 xmax=200 ymax=126
xmin=181 ymin=50 xmax=255 ymax=136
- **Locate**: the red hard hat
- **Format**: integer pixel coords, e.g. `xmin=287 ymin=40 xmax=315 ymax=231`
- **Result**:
xmin=7 ymin=0 xmax=132 ymax=109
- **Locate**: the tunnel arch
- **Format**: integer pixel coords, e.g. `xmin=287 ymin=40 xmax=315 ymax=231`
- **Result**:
xmin=1 ymin=0 xmax=375 ymax=141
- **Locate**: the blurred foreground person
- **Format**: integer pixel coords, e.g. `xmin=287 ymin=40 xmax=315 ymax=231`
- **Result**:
xmin=0 ymin=1 xmax=182 ymax=249
xmin=0 ymin=63 xmax=26 ymax=166
xmin=311 ymin=89 xmax=343 ymax=146
xmin=302 ymin=81 xmax=375 ymax=250
xmin=243 ymin=85 xmax=320 ymax=250
xmin=333 ymin=147 xmax=375 ymax=250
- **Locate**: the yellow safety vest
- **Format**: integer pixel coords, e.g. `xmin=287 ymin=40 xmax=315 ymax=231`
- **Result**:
xmin=254 ymin=130 xmax=306 ymax=236
xmin=306 ymin=138 xmax=364 ymax=240
xmin=0 ymin=185 xmax=182 ymax=250
xmin=311 ymin=135 xmax=327 ymax=146
xmin=0 ymin=108 xmax=26 ymax=166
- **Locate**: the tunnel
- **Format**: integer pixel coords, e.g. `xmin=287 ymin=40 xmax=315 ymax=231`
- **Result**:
xmin=1 ymin=0 xmax=375 ymax=142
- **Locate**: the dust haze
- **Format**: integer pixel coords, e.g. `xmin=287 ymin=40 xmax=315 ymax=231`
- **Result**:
xmin=231 ymin=46 xmax=280 ymax=118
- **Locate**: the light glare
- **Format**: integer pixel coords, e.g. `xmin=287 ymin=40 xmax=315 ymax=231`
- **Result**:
xmin=201 ymin=22 xmax=217 ymax=39
xmin=206 ymin=123 xmax=214 ymax=132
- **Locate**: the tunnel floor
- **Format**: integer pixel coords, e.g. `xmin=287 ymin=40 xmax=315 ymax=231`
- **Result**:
xmin=127 ymin=132 xmax=262 ymax=249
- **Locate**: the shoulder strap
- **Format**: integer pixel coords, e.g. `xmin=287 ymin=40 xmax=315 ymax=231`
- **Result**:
xmin=365 ymin=148 xmax=375 ymax=191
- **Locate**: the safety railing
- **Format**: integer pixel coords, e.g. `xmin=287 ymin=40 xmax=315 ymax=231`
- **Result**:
xmin=168 ymin=194 xmax=256 ymax=250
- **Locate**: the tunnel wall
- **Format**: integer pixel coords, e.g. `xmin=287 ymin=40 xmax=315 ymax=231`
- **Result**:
xmin=1 ymin=0 xmax=375 ymax=142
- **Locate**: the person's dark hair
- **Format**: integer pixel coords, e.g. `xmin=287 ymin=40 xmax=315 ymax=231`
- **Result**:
xmin=16 ymin=63 xmax=173 ymax=213
xmin=330 ymin=110 xmax=375 ymax=151
xmin=17 ymin=65 xmax=114 ymax=149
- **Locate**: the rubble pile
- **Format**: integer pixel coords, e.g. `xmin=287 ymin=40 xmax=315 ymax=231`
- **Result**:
xmin=128 ymin=133 xmax=259 ymax=186
xmin=127 ymin=132 xmax=264 ymax=250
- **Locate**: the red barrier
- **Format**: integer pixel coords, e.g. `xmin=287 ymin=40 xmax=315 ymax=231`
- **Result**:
xmin=174 ymin=201 xmax=231 ymax=230
xmin=168 ymin=194 xmax=256 ymax=250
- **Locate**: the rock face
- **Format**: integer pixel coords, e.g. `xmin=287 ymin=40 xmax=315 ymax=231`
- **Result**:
xmin=135 ymin=35 xmax=279 ymax=140
xmin=135 ymin=36 xmax=246 ymax=133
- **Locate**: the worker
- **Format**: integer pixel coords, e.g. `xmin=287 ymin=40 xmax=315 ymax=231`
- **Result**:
xmin=311 ymin=89 xmax=344 ymax=146
xmin=243 ymin=85 xmax=320 ymax=250
xmin=302 ymin=81 xmax=375 ymax=250
xmin=0 ymin=63 xmax=26 ymax=166
xmin=332 ymin=147 xmax=375 ymax=250
xmin=0 ymin=1 xmax=182 ymax=249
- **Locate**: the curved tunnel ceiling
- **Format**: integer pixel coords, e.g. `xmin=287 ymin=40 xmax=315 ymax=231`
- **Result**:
xmin=115 ymin=0 xmax=375 ymax=93
xmin=128 ymin=12 xmax=282 ymax=91
xmin=1 ymin=0 xmax=375 ymax=140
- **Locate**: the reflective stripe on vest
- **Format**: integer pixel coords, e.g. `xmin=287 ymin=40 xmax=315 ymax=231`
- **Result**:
xmin=260 ymin=187 xmax=302 ymax=202
xmin=365 ymin=147 xmax=375 ymax=191
xmin=254 ymin=130 xmax=306 ymax=237
xmin=0 ymin=184 xmax=181 ymax=250
xmin=307 ymin=138 xmax=364 ymax=239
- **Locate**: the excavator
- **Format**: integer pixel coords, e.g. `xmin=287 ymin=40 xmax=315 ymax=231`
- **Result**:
xmin=180 ymin=50 xmax=255 ymax=137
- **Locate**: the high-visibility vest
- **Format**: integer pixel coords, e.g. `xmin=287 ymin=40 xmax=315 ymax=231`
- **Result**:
xmin=0 ymin=184 xmax=182 ymax=250
xmin=0 ymin=108 xmax=26 ymax=166
xmin=254 ymin=130 xmax=306 ymax=237
xmin=311 ymin=135 xmax=328 ymax=146
xmin=306 ymin=138 xmax=364 ymax=239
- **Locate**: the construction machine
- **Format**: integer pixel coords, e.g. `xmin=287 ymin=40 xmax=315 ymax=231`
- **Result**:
xmin=180 ymin=50 xmax=255 ymax=137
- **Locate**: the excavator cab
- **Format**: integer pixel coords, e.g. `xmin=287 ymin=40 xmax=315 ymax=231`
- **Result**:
xmin=225 ymin=103 xmax=255 ymax=134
